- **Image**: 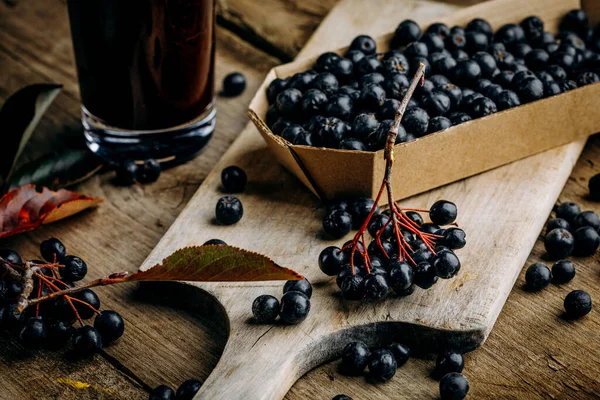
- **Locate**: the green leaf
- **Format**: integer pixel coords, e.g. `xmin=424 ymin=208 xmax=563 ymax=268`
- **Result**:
xmin=126 ymin=245 xmax=304 ymax=282
xmin=0 ymin=84 xmax=63 ymax=185
xmin=8 ymin=149 xmax=103 ymax=191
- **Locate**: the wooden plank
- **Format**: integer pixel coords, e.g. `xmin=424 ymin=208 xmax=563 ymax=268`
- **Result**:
xmin=134 ymin=0 xmax=592 ymax=398
xmin=0 ymin=0 xmax=278 ymax=398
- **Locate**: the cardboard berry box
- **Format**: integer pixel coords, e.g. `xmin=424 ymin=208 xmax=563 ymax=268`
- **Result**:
xmin=248 ymin=0 xmax=600 ymax=203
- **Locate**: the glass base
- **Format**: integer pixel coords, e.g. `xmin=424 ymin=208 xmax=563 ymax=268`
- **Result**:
xmin=83 ymin=104 xmax=216 ymax=166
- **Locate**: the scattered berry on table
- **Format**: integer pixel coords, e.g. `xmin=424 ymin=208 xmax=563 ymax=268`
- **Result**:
xmin=572 ymin=210 xmax=600 ymax=231
xmin=551 ymin=260 xmax=575 ymax=284
xmin=342 ymin=341 xmax=371 ymax=375
xmin=148 ymin=385 xmax=175 ymax=400
xmin=368 ymin=349 xmax=397 ymax=381
xmin=94 ymin=310 xmax=125 ymax=344
xmin=573 ymin=226 xmax=600 ymax=256
xmin=323 ymin=210 xmax=353 ymax=239
xmin=138 ymin=159 xmax=161 ymax=183
xmin=40 ymin=238 xmax=66 ymax=263
xmin=252 ymin=295 xmax=280 ymax=323
xmin=73 ymin=326 xmax=103 ymax=358
xmin=318 ymin=246 xmax=346 ymax=276
xmin=203 ymin=239 xmax=227 ymax=246
xmin=283 ymin=279 xmax=313 ymax=298
xmin=222 ymin=72 xmax=246 ymax=96
xmin=544 ymin=228 xmax=574 ymax=260
xmin=435 ymin=351 xmax=464 ymax=378
xmin=115 ymin=161 xmax=139 ymax=186
xmin=546 ymin=218 xmax=571 ymax=233
xmin=387 ymin=343 xmax=410 ymax=366
xmin=215 ymin=196 xmax=244 ymax=225
xmin=525 ymin=262 xmax=552 ymax=291
xmin=175 ymin=379 xmax=203 ymax=400
xmin=332 ymin=395 xmax=353 ymax=400
xmin=279 ymin=291 xmax=311 ymax=324
xmin=440 ymin=372 xmax=470 ymax=400
xmin=589 ymin=174 xmax=600 ymax=201
xmin=564 ymin=290 xmax=592 ymax=319
xmin=556 ymin=202 xmax=581 ymax=223
xmin=220 ymin=166 xmax=248 ymax=193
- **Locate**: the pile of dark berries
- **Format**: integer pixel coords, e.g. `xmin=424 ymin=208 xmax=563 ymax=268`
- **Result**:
xmin=215 ymin=166 xmax=248 ymax=225
xmin=0 ymin=239 xmax=124 ymax=357
xmin=149 ymin=378 xmax=202 ymax=400
xmin=524 ymin=200 xmax=597 ymax=319
xmin=319 ymin=197 xmax=465 ymax=301
xmin=265 ymin=9 xmax=600 ymax=151
xmin=115 ymin=159 xmax=162 ymax=186
xmin=251 ymin=279 xmax=312 ymax=325
xmin=340 ymin=341 xmax=468 ymax=399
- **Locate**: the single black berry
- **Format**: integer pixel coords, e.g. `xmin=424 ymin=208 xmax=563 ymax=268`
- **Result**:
xmin=547 ymin=218 xmax=571 ymax=233
xmin=436 ymin=351 xmax=464 ymax=378
xmin=319 ymin=246 xmax=346 ymax=276
xmin=0 ymin=248 xmax=22 ymax=264
xmin=60 ymin=255 xmax=88 ymax=282
xmin=421 ymin=90 xmax=451 ymax=117
xmin=349 ymin=35 xmax=376 ymax=55
xmin=516 ymin=78 xmax=544 ymax=103
xmin=73 ymin=326 xmax=103 ymax=357
xmin=332 ymin=395 xmax=352 ymax=400
xmin=40 ymin=238 xmax=66 ymax=263
xmin=556 ymin=202 xmax=580 ymax=223
xmin=221 ymin=166 xmax=247 ymax=193
xmin=368 ymin=349 xmax=397 ymax=381
xmin=323 ymin=210 xmax=353 ymax=239
xmin=440 ymin=372 xmax=470 ymax=400
xmin=525 ymin=262 xmax=551 ymax=291
xmin=573 ymin=210 xmax=600 ymax=231
xmin=426 ymin=23 xmax=450 ymax=39
xmin=559 ymin=9 xmax=589 ymax=37
xmin=388 ymin=258 xmax=414 ymax=293
xmin=349 ymin=197 xmax=379 ymax=228
xmin=573 ymin=226 xmax=600 ymax=256
xmin=406 ymin=211 xmax=424 ymax=227
xmin=342 ymin=341 xmax=371 ymax=374
xmin=525 ymin=49 xmax=550 ymax=71
xmin=551 ymin=260 xmax=575 ymax=284
xmin=430 ymin=200 xmax=457 ymax=225
xmin=149 ymin=385 xmax=175 ymax=400
xmin=279 ymin=291 xmax=310 ymax=324
xmin=495 ymin=90 xmax=521 ymax=111
xmin=281 ymin=124 xmax=305 ymax=143
xmin=442 ymin=228 xmax=466 ymax=249
xmin=471 ymin=97 xmax=497 ymax=118
xmin=520 ymin=16 xmax=544 ymax=41
xmin=75 ymin=289 xmax=101 ymax=319
xmin=403 ymin=107 xmax=430 ymax=137
xmin=115 ymin=161 xmax=139 ymax=186
xmin=215 ymin=196 xmax=243 ymax=225
xmin=388 ymin=343 xmax=410 ymax=366
xmin=288 ymin=71 xmax=314 ymax=91
xmin=432 ymin=251 xmax=461 ymax=279
xmin=284 ymin=279 xmax=312 ymax=299
xmin=363 ymin=273 xmax=389 ymax=300
xmin=94 ymin=310 xmax=125 ymax=343
xmin=392 ymin=20 xmax=421 ymax=48
xmin=138 ymin=159 xmax=161 ymax=183
xmin=19 ymin=316 xmax=47 ymax=348
xmin=341 ymin=274 xmax=366 ymax=300
xmin=315 ymin=52 xmax=341 ymax=73
xmin=359 ymin=83 xmax=386 ymax=110
xmin=453 ymin=60 xmax=481 ymax=85
xmin=222 ymin=72 xmax=246 ymax=96
xmin=367 ymin=214 xmax=393 ymax=239
xmin=465 ymin=31 xmax=489 ymax=54
xmin=203 ymin=239 xmax=226 ymax=246
xmin=413 ymin=261 xmax=438 ymax=289
xmin=466 ymin=18 xmax=493 ymax=38
xmin=564 ymin=290 xmax=592 ymax=319
xmin=267 ymin=78 xmax=288 ymax=104
xmin=544 ymin=228 xmax=575 ymax=259
xmin=252 ymin=295 xmax=280 ymax=323
xmin=324 ymin=94 xmax=354 ymax=121
xmin=176 ymin=379 xmax=202 ymax=400
xmin=276 ymin=88 xmax=302 ymax=117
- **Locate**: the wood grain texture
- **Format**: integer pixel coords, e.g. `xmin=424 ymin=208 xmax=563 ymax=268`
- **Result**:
xmin=137 ymin=0 xmax=589 ymax=399
xmin=2 ymin=0 xmax=600 ymax=399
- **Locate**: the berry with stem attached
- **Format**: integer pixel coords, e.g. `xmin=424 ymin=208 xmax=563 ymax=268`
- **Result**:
xmin=60 ymin=255 xmax=88 ymax=282
xmin=94 ymin=310 xmax=125 ymax=343
xmin=319 ymin=247 xmax=346 ymax=276
xmin=40 ymin=238 xmax=66 ymax=263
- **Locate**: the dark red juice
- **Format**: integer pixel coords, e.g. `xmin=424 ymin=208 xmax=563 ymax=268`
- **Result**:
xmin=67 ymin=0 xmax=216 ymax=131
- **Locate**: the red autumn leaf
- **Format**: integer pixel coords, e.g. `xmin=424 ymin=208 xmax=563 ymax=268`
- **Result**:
xmin=126 ymin=245 xmax=303 ymax=282
xmin=0 ymin=184 xmax=102 ymax=238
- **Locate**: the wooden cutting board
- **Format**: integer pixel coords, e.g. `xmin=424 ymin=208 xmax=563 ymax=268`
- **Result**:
xmin=138 ymin=0 xmax=586 ymax=398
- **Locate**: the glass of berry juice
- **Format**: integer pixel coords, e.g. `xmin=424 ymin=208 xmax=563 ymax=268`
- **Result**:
xmin=67 ymin=0 xmax=216 ymax=165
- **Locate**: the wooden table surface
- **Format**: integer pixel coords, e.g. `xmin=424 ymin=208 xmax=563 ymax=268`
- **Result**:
xmin=1 ymin=0 xmax=600 ymax=399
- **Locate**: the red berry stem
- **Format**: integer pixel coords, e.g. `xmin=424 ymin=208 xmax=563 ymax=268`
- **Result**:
xmin=345 ymin=63 xmax=427 ymax=272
